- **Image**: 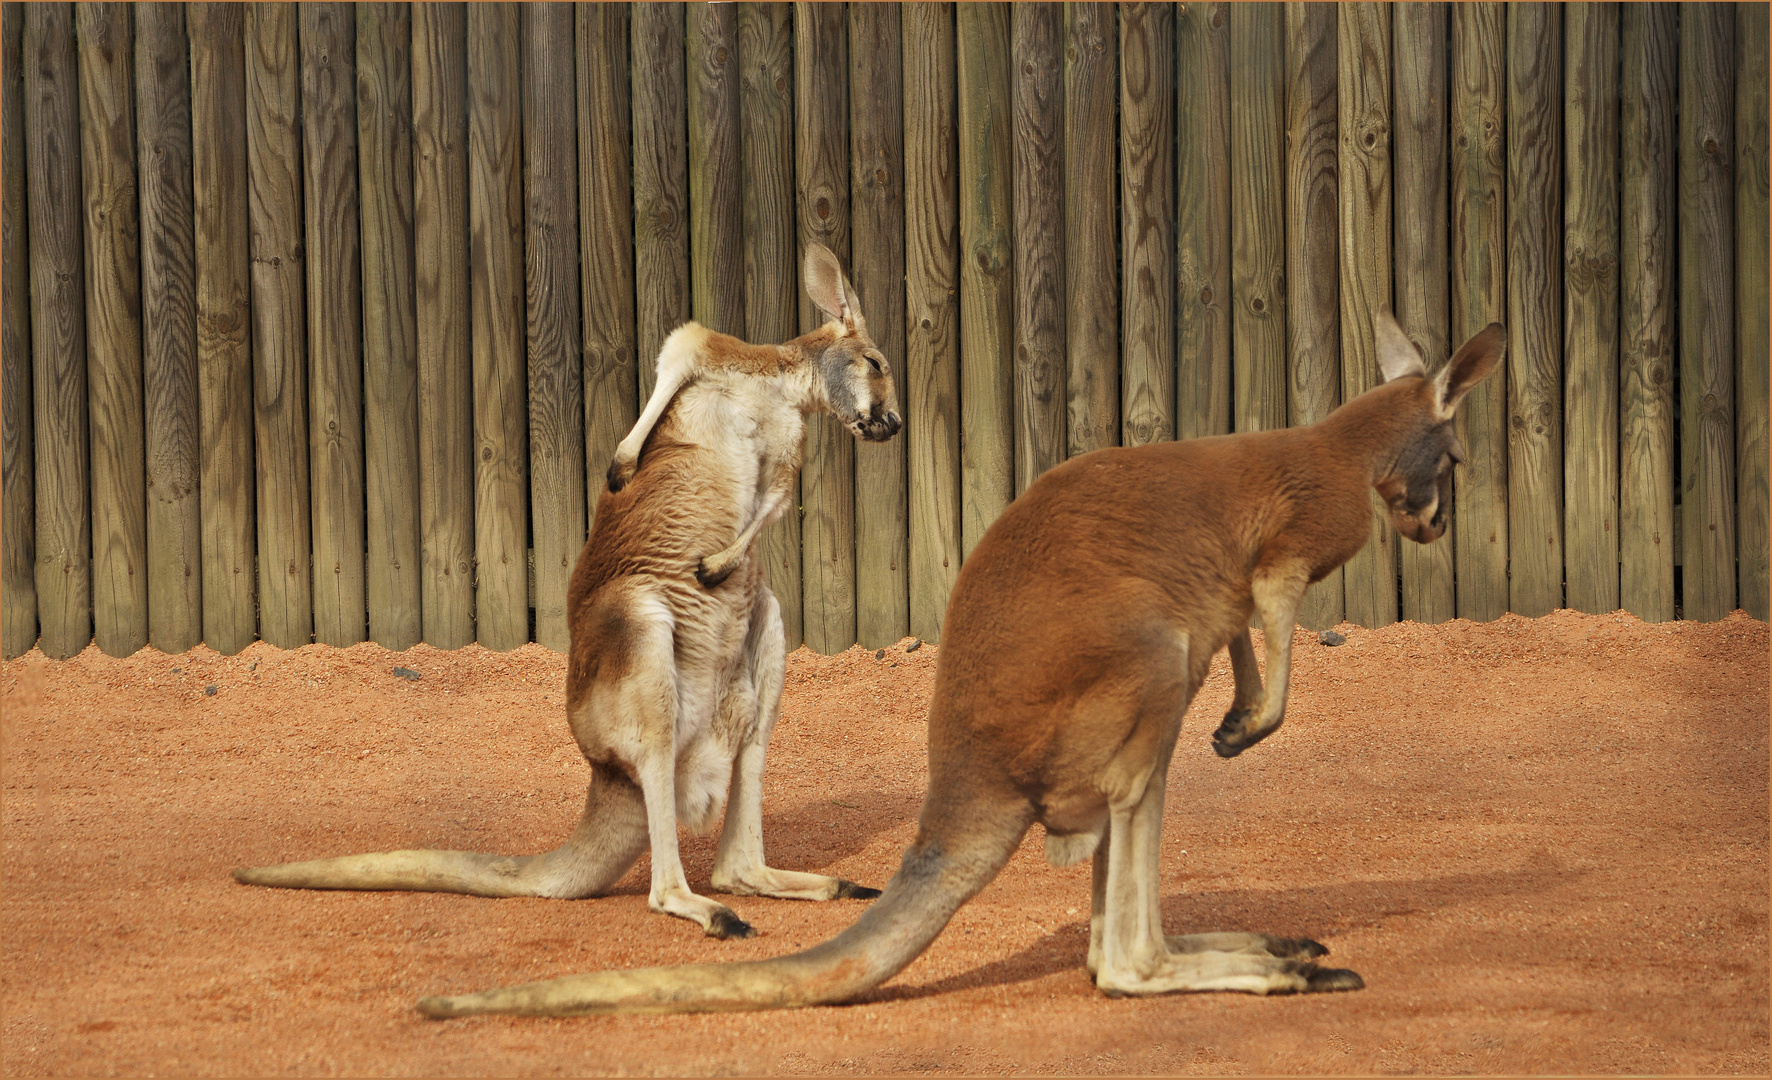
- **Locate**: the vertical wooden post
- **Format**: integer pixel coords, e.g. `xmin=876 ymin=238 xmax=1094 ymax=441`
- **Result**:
xmin=1563 ymin=2 xmax=1620 ymax=616
xmin=904 ymin=1 xmax=960 ymax=642
xmin=1231 ymin=3 xmax=1286 ymax=436
xmin=189 ymin=3 xmax=257 ymax=654
xmin=1338 ymin=1 xmax=1395 ymax=628
xmin=1450 ymin=2 xmax=1509 ymax=622
xmin=136 ymin=3 xmax=203 ymax=655
xmin=412 ymin=1 xmax=474 ymax=648
xmin=1618 ymin=4 xmax=1676 ymax=622
xmin=1119 ymin=2 xmax=1173 ymax=448
xmin=1012 ymin=3 xmax=1064 ymax=491
xmin=738 ymin=1 xmax=801 ymax=647
xmin=357 ymin=3 xmax=421 ymax=650
xmin=958 ymin=3 xmax=1014 ymax=557
xmin=1286 ymin=1 xmax=1342 ymax=630
xmin=1736 ymin=3 xmax=1771 ymax=623
xmin=580 ymin=3 xmax=637 ymax=522
xmin=851 ymin=2 xmax=909 ymax=648
xmin=78 ymin=4 xmax=149 ymax=657
xmin=688 ymin=2 xmax=744 ymax=337
xmin=26 ymin=4 xmax=93 ymax=660
xmin=631 ymin=2 xmax=688 ymax=405
xmin=523 ymin=2 xmax=585 ymax=652
xmin=2 ymin=3 xmax=36 ymax=658
xmin=1064 ymin=2 xmax=1117 ymax=458
xmin=246 ymin=2 xmax=312 ymax=650
xmin=796 ymin=1 xmax=854 ymax=653
xmin=1175 ymin=2 xmax=1230 ymax=441
xmin=468 ymin=2 xmax=528 ymax=650
xmin=1505 ymin=3 xmax=1565 ymax=619
xmin=1679 ymin=4 xmax=1737 ymax=621
xmin=1393 ymin=1 xmax=1454 ymax=624
xmin=301 ymin=3 xmax=366 ymax=647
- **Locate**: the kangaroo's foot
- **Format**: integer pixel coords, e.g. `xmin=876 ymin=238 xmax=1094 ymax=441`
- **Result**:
xmin=1095 ymin=946 xmax=1362 ymax=997
xmin=650 ymin=884 xmax=756 ymax=940
xmin=711 ymin=864 xmax=882 ymax=902
xmin=1164 ymin=931 xmax=1329 ymax=961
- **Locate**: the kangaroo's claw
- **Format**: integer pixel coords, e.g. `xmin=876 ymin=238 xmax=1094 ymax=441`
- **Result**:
xmin=606 ymin=456 xmax=634 ymax=493
xmin=695 ymin=558 xmax=735 ymax=589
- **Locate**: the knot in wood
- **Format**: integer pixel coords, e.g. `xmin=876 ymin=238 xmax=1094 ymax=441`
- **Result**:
xmin=816 ymin=197 xmax=831 ymax=219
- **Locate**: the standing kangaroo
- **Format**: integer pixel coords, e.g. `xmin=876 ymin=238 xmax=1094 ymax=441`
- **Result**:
xmin=413 ymin=312 xmax=1505 ymax=1017
xmin=235 ymin=243 xmax=901 ymax=940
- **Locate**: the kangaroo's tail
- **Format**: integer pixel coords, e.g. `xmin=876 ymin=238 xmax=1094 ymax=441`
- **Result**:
xmin=415 ymin=790 xmax=1035 ymax=1018
xmin=232 ymin=765 xmax=649 ymax=899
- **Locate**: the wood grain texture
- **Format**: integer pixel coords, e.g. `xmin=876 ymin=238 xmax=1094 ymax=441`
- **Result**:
xmin=688 ymin=2 xmax=743 ymax=336
xmin=522 ymin=3 xmax=585 ymax=652
xmin=1285 ymin=1 xmax=1342 ymax=630
xmin=2 ymin=2 xmax=36 ymax=657
xmin=356 ymin=3 xmax=421 ymax=649
xmin=1230 ymin=3 xmax=1285 ymax=435
xmin=1449 ymin=2 xmax=1509 ymax=622
xmin=1562 ymin=2 xmax=1620 ymax=616
xmin=411 ymin=1 xmax=473 ymax=647
xmin=25 ymin=3 xmax=93 ymax=659
xmin=1505 ymin=3 xmax=1565 ymax=619
xmin=467 ymin=3 xmax=528 ymax=650
xmin=1337 ymin=2 xmax=1395 ymax=628
xmin=630 ymin=2 xmax=687 ymax=405
xmin=245 ymin=2 xmax=311 ymax=649
xmin=1737 ymin=3 xmax=1770 ymax=623
xmin=136 ymin=3 xmax=202 ymax=654
xmin=188 ymin=3 xmax=257 ymax=653
xmin=958 ymin=2 xmax=1014 ymax=558
xmin=1618 ymin=3 xmax=1676 ymax=622
xmin=1678 ymin=3 xmax=1736 ymax=621
xmin=738 ymin=1 xmax=801 ymax=647
xmin=1118 ymin=1 xmax=1173 ymax=448
xmin=1393 ymin=0 xmax=1454 ymax=624
xmin=795 ymin=1 xmax=854 ymax=653
xmin=1063 ymin=2 xmax=1117 ymax=457
xmin=1012 ymin=3 xmax=1064 ymax=492
xmin=77 ymin=4 xmax=148 ymax=657
xmin=1175 ymin=1 xmax=1230 ymax=441
xmin=850 ymin=1 xmax=909 ymax=648
xmin=300 ymin=3 xmax=366 ymax=647
xmin=579 ymin=3 xmax=637 ymax=523
xmin=903 ymin=1 xmax=960 ymax=642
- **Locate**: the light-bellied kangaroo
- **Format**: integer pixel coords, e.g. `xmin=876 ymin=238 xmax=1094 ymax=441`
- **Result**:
xmin=412 ymin=312 xmax=1505 ymax=1017
xmin=235 ymin=243 xmax=901 ymax=940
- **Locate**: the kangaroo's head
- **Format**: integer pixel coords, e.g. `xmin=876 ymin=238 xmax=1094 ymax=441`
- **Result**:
xmin=802 ymin=243 xmax=902 ymax=442
xmin=1370 ymin=312 xmax=1506 ymax=545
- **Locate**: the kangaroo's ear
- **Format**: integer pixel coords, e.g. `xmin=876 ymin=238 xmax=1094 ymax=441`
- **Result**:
xmin=1432 ymin=322 xmax=1506 ymax=419
xmin=1374 ymin=309 xmax=1428 ymax=383
xmin=803 ymin=243 xmax=858 ymax=329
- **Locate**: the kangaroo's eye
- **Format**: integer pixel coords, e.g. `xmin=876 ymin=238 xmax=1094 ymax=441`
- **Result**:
xmin=866 ymin=355 xmax=883 ymax=374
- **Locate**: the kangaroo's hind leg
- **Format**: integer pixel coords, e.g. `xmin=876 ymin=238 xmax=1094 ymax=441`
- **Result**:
xmin=710 ymin=587 xmax=882 ymax=902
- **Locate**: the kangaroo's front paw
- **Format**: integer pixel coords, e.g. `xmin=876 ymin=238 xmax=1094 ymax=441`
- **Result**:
xmin=1212 ymin=706 xmax=1281 ymax=758
xmin=695 ymin=557 xmax=735 ymax=589
xmin=707 ymin=907 xmax=755 ymax=940
xmin=606 ymin=456 xmax=635 ymax=493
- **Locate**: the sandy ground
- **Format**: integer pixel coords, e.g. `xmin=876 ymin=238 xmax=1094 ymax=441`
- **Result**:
xmin=1 ymin=608 xmax=1767 ymax=1076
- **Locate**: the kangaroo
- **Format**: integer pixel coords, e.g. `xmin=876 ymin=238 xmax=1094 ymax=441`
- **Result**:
xmin=410 ymin=312 xmax=1505 ymax=1017
xmin=234 ymin=243 xmax=903 ymax=941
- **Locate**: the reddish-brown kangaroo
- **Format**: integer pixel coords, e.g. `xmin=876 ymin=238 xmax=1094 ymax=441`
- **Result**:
xmin=410 ymin=312 xmax=1505 ymax=1017
xmin=235 ymin=244 xmax=901 ymax=940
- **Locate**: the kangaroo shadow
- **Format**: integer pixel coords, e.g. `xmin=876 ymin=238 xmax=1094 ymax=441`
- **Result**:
xmin=858 ymin=854 xmax=1579 ymax=1004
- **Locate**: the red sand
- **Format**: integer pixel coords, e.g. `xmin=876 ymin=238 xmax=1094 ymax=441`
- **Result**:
xmin=2 ymin=609 xmax=1767 ymax=1075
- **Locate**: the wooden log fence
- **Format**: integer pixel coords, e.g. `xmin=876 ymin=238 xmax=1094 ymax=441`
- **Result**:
xmin=1 ymin=2 xmax=1767 ymax=661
